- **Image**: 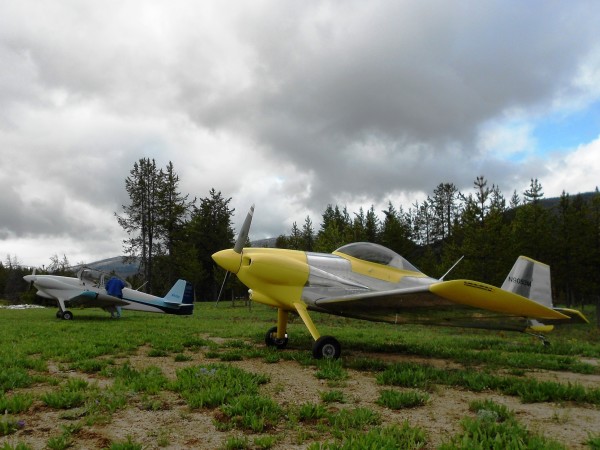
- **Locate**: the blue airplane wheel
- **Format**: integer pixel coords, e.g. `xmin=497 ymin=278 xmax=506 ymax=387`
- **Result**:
xmin=313 ymin=336 xmax=341 ymax=359
xmin=265 ymin=326 xmax=288 ymax=349
xmin=62 ymin=310 xmax=73 ymax=320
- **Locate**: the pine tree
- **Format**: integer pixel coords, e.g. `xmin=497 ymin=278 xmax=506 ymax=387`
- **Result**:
xmin=153 ymin=161 xmax=194 ymax=292
xmin=301 ymin=216 xmax=315 ymax=251
xmin=187 ymin=189 xmax=235 ymax=300
xmin=512 ymin=178 xmax=551 ymax=261
xmin=116 ymin=158 xmax=161 ymax=293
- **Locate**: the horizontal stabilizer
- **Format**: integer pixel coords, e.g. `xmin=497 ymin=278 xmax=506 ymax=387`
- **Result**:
xmin=549 ymin=307 xmax=589 ymax=324
xmin=430 ymin=280 xmax=569 ymax=320
xmin=164 ymin=302 xmax=186 ymax=309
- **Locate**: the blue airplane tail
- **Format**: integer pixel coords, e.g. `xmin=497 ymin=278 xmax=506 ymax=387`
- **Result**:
xmin=163 ymin=280 xmax=195 ymax=314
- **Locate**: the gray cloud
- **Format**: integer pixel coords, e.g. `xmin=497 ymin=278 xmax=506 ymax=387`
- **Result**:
xmin=1 ymin=1 xmax=600 ymax=264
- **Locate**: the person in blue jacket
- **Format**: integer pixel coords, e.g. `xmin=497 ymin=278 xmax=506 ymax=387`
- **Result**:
xmin=106 ymin=276 xmax=126 ymax=299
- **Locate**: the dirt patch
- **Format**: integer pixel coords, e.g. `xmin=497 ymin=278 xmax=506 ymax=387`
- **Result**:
xmin=2 ymin=343 xmax=599 ymax=449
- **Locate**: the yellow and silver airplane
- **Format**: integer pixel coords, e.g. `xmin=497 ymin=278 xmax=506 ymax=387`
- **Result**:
xmin=212 ymin=206 xmax=588 ymax=358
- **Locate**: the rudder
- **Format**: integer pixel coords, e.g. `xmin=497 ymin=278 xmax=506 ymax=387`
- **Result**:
xmin=164 ymin=280 xmax=195 ymax=304
xmin=501 ymin=256 xmax=552 ymax=307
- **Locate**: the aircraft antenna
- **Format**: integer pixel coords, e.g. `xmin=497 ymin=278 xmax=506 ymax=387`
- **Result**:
xmin=439 ymin=255 xmax=464 ymax=281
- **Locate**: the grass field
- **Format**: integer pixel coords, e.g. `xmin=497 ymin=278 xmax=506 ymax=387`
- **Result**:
xmin=0 ymin=302 xmax=599 ymax=449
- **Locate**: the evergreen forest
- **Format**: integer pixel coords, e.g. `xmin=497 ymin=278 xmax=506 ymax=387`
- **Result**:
xmin=2 ymin=158 xmax=599 ymax=313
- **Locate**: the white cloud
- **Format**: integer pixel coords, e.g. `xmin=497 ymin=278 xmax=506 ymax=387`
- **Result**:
xmin=543 ymin=138 xmax=600 ymax=197
xmin=2 ymin=1 xmax=600 ymax=265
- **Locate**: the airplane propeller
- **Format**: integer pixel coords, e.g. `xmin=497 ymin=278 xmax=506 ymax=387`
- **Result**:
xmin=216 ymin=205 xmax=254 ymax=305
xmin=25 ymin=268 xmax=37 ymax=290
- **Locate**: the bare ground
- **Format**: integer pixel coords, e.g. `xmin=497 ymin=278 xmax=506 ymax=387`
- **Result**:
xmin=2 ymin=340 xmax=600 ymax=449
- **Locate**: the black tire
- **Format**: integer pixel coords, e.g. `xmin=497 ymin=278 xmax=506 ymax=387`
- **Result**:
xmin=265 ymin=326 xmax=288 ymax=349
xmin=312 ymin=336 xmax=341 ymax=359
xmin=56 ymin=311 xmax=63 ymax=319
xmin=62 ymin=310 xmax=73 ymax=320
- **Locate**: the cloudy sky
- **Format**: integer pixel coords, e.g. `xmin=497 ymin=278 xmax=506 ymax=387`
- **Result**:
xmin=2 ymin=1 xmax=600 ymax=267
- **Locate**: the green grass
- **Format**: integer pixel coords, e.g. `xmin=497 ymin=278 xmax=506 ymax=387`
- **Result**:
xmin=0 ymin=303 xmax=598 ymax=449
xmin=377 ymin=389 xmax=430 ymax=409
xmin=319 ymin=390 xmax=346 ymax=403
xmin=297 ymin=402 xmax=329 ymax=422
xmin=0 ymin=416 xmax=25 ymax=437
xmin=0 ymin=443 xmax=32 ymax=450
xmin=171 ymin=363 xmax=269 ymax=409
xmin=102 ymin=363 xmax=168 ymax=394
xmin=109 ymin=436 xmax=143 ymax=450
xmin=218 ymin=395 xmax=282 ymax=432
xmin=0 ymin=393 xmax=33 ymax=414
xmin=588 ymin=434 xmax=600 ymax=449
xmin=315 ymin=358 xmax=348 ymax=382
xmin=41 ymin=378 xmax=89 ymax=409
xmin=439 ymin=399 xmax=566 ymax=449
xmin=310 ymin=422 xmax=427 ymax=449
xmin=376 ymin=361 xmax=600 ymax=404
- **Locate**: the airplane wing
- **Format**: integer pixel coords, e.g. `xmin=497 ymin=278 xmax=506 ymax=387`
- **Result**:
xmin=312 ymin=280 xmax=570 ymax=321
xmin=64 ymin=291 xmax=130 ymax=308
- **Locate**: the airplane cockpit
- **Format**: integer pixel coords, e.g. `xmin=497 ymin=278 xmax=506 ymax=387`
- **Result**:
xmin=77 ymin=268 xmax=107 ymax=288
xmin=77 ymin=268 xmax=130 ymax=289
xmin=335 ymin=242 xmax=420 ymax=272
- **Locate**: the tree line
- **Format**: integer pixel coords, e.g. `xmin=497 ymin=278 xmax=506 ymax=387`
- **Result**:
xmin=2 ymin=157 xmax=599 ymax=311
xmin=275 ymin=177 xmax=600 ymax=309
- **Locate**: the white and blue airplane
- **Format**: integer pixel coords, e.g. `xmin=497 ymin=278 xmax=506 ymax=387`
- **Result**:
xmin=23 ymin=268 xmax=194 ymax=320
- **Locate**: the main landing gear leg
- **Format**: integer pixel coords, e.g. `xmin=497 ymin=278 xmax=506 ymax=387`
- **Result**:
xmin=526 ymin=332 xmax=550 ymax=346
xmin=292 ymin=302 xmax=341 ymax=359
xmin=57 ymin=301 xmax=73 ymax=320
xmin=265 ymin=309 xmax=289 ymax=349
xmin=265 ymin=305 xmax=343 ymax=359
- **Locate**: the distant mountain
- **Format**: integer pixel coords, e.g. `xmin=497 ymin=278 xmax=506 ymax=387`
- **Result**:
xmin=81 ymin=239 xmax=278 ymax=279
xmin=76 ymin=256 xmax=140 ymax=279
xmin=251 ymin=237 xmax=278 ymax=248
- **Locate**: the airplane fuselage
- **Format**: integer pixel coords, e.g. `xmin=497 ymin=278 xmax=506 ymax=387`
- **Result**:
xmin=212 ymin=206 xmax=587 ymax=359
xmin=213 ymin=243 xmax=569 ymax=332
xmin=24 ymin=272 xmax=193 ymax=318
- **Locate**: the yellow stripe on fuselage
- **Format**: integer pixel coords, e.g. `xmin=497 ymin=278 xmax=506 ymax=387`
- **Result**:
xmin=333 ymin=251 xmax=427 ymax=283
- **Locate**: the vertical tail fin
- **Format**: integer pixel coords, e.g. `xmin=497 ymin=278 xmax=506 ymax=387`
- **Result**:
xmin=164 ymin=280 xmax=195 ymax=304
xmin=502 ymin=256 xmax=589 ymax=326
xmin=501 ymin=256 xmax=552 ymax=307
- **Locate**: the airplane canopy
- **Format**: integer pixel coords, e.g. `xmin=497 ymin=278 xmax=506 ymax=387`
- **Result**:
xmin=77 ymin=268 xmax=131 ymax=289
xmin=335 ymin=242 xmax=420 ymax=272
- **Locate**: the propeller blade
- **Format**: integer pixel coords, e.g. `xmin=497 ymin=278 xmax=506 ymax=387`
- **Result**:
xmin=215 ymin=204 xmax=254 ymax=305
xmin=216 ymin=271 xmax=230 ymax=305
xmin=25 ymin=268 xmax=37 ymax=290
xmin=234 ymin=205 xmax=254 ymax=254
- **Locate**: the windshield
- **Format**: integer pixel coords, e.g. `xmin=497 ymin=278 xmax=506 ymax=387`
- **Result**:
xmin=77 ymin=268 xmax=129 ymax=288
xmin=335 ymin=242 xmax=420 ymax=272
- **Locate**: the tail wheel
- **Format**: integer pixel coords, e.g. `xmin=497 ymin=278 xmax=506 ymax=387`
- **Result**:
xmin=265 ymin=326 xmax=288 ymax=349
xmin=313 ymin=336 xmax=341 ymax=359
xmin=62 ymin=310 xmax=73 ymax=320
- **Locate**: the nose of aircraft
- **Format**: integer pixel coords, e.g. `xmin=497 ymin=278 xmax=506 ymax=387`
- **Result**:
xmin=23 ymin=275 xmax=35 ymax=283
xmin=212 ymin=249 xmax=242 ymax=274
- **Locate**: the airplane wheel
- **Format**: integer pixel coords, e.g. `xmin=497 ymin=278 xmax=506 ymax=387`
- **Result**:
xmin=265 ymin=326 xmax=288 ymax=349
xmin=62 ymin=310 xmax=73 ymax=320
xmin=313 ymin=336 xmax=341 ymax=359
xmin=56 ymin=311 xmax=63 ymax=319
